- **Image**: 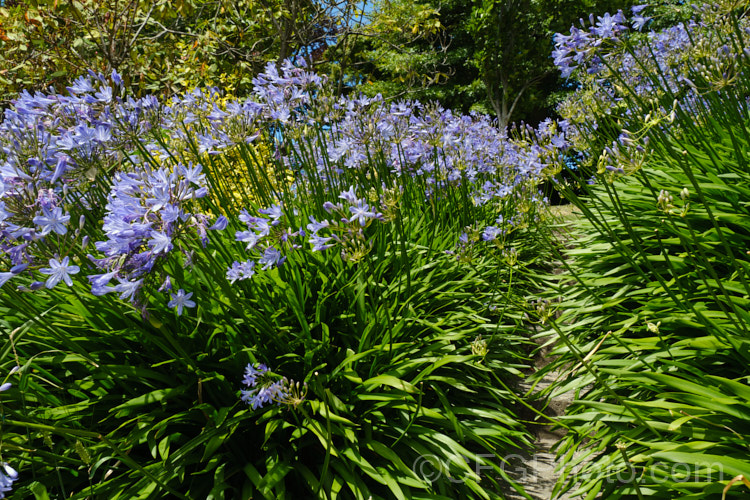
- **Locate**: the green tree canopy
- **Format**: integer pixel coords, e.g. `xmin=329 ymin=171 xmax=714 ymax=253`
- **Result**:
xmin=0 ymin=0 xmax=367 ymax=103
xmin=349 ymin=0 xmax=637 ymax=128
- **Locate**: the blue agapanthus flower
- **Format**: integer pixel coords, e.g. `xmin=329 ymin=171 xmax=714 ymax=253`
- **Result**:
xmin=32 ymin=206 xmax=71 ymax=236
xmin=39 ymin=256 xmax=80 ymax=289
xmin=240 ymin=363 xmax=304 ymax=410
xmin=87 ymin=161 xmax=222 ymax=308
xmin=0 ymin=462 xmax=18 ymax=499
xmin=168 ymin=289 xmax=196 ymax=316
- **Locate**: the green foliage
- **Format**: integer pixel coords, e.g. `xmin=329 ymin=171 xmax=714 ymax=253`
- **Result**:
xmin=0 ymin=0 xmax=358 ymax=105
xmin=537 ymin=7 xmax=750 ymax=498
xmin=0 ymin=89 xmax=556 ymax=497
xmin=352 ymin=0 xmax=635 ymax=126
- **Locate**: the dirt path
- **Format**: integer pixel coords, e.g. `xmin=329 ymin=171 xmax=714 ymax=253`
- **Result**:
xmin=506 ymin=204 xmax=582 ymax=500
xmin=506 ymin=366 xmax=576 ymax=500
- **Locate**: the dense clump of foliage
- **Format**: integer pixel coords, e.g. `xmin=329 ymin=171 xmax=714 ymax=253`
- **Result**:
xmin=0 ymin=57 xmax=557 ymax=498
xmin=536 ymin=2 xmax=750 ymax=498
xmin=0 ymin=0 xmax=368 ymax=106
xmin=351 ymin=0 xmax=645 ymax=127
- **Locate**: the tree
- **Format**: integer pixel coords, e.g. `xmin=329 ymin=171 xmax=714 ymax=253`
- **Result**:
xmin=346 ymin=0 xmax=469 ymax=105
xmin=349 ymin=0 xmax=636 ymax=128
xmin=469 ymin=0 xmax=550 ymax=130
xmin=1 ymin=0 xmax=269 ymax=101
xmin=0 ymin=0 xmax=368 ymax=104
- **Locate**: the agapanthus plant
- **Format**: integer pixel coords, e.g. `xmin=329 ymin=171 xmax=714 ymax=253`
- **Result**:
xmin=552 ymin=2 xmax=749 ymax=155
xmin=0 ymin=44 xmax=560 ymax=500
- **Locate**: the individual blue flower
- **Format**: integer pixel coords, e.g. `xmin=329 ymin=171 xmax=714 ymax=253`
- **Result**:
xmin=168 ymin=289 xmax=195 ymax=316
xmin=309 ymin=233 xmax=334 ymax=252
xmin=322 ymin=201 xmax=340 ymax=213
xmin=306 ymin=216 xmax=329 ymax=234
xmin=0 ymin=462 xmax=18 ymax=498
xmin=349 ymin=200 xmax=378 ymax=226
xmin=236 ymin=230 xmax=261 ymax=250
xmin=250 ymin=218 xmax=271 ymax=237
xmin=632 ymin=11 xmax=651 ymax=31
xmin=258 ymin=247 xmax=285 ymax=270
xmin=113 ymin=278 xmax=143 ymax=302
xmin=88 ymin=271 xmax=117 ymax=296
xmin=0 ymin=265 xmax=27 ymax=289
xmin=161 ymin=204 xmax=181 ymax=223
xmin=338 ymin=186 xmax=358 ymax=204
xmin=258 ymin=204 xmax=283 ymax=225
xmin=94 ymin=86 xmax=113 ymax=103
xmin=33 ymin=206 xmax=71 ymax=236
xmin=93 ymin=125 xmax=112 ymax=142
xmin=50 ymin=156 xmax=68 ymax=184
xmin=593 ymin=11 xmax=627 ymax=38
xmin=111 ymin=68 xmax=123 ymax=87
xmin=66 ymin=75 xmax=95 ymax=94
xmin=158 ymin=276 xmax=172 ymax=292
xmin=208 ymin=215 xmax=228 ymax=231
xmin=39 ymin=256 xmax=80 ymax=289
xmin=148 ymin=231 xmax=173 ymax=254
xmin=180 ymin=163 xmax=205 ymax=186
xmin=0 ymin=273 xmax=14 ymax=289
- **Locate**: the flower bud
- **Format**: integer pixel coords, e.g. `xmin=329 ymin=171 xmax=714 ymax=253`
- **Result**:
xmin=10 ymin=264 xmax=28 ymax=274
xmin=29 ymin=281 xmax=45 ymax=290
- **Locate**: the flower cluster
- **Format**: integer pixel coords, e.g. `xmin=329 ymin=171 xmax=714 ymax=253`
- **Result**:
xmin=87 ymin=161 xmax=218 ymax=308
xmin=317 ymin=99 xmax=545 ymax=187
xmin=227 ymin=204 xmax=302 ymax=283
xmin=240 ymin=363 xmax=306 ymax=410
xmin=251 ymin=59 xmax=325 ymax=125
xmin=307 ymin=187 xmax=385 ymax=262
xmin=553 ymin=4 xmax=746 ymax=124
xmin=552 ymin=10 xmax=629 ymax=78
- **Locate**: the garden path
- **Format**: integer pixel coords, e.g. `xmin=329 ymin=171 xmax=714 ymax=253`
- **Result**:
xmin=507 ymin=204 xmax=582 ymax=500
